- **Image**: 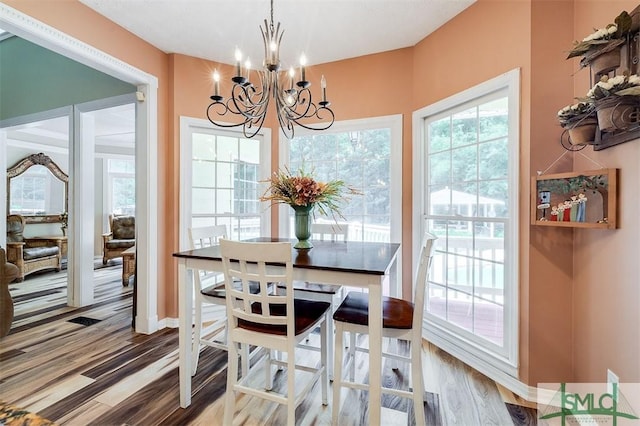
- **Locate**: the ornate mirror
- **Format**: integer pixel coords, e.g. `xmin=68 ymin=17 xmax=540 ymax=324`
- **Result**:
xmin=7 ymin=152 xmax=69 ymax=224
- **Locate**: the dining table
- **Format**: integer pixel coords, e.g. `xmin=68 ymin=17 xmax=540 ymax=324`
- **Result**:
xmin=173 ymin=237 xmax=401 ymax=425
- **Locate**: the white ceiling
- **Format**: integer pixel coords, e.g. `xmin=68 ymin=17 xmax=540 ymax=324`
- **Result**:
xmin=5 ymin=104 xmax=135 ymax=154
xmin=5 ymin=1 xmax=476 ymax=148
xmin=79 ymin=0 xmax=475 ymax=67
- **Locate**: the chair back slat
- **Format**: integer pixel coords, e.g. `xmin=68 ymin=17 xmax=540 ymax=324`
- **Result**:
xmin=221 ymin=240 xmax=294 ymax=331
xmin=188 ymin=225 xmax=228 ymax=286
xmin=311 ymin=223 xmax=349 ymax=242
xmin=412 ymin=232 xmax=437 ymax=330
xmin=188 ymin=225 xmax=227 ymax=249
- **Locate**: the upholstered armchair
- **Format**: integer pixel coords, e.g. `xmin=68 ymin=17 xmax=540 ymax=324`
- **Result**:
xmin=5 ymin=214 xmax=62 ymax=282
xmin=1 ymin=246 xmax=20 ymax=337
xmin=102 ymin=214 xmax=135 ymax=265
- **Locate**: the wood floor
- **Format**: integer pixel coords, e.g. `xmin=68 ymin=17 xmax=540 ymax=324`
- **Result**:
xmin=0 ymin=266 xmax=538 ymax=425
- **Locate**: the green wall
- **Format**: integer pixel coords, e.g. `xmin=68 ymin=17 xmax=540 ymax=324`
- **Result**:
xmin=0 ymin=36 xmax=136 ymax=120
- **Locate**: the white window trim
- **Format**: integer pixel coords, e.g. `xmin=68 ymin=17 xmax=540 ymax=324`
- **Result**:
xmin=412 ymin=69 xmax=520 ymax=382
xmin=179 ymin=116 xmax=272 ymax=250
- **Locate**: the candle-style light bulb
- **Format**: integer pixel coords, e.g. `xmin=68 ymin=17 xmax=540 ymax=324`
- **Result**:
xmin=244 ymin=58 xmax=251 ymax=80
xmin=289 ymin=67 xmax=295 ymax=90
xmin=213 ymin=70 xmax=220 ymax=96
xmin=321 ymin=75 xmax=327 ymax=102
xmin=299 ymin=53 xmax=307 ymax=82
xmin=234 ymin=47 xmax=242 ymax=77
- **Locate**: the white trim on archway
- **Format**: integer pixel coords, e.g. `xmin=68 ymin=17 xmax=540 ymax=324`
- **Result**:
xmin=0 ymin=3 xmax=160 ymax=334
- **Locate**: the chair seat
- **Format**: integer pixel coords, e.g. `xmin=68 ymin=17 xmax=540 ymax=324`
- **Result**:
xmin=105 ymin=239 xmax=135 ymax=249
xmin=333 ymin=291 xmax=414 ymax=329
xmin=23 ymin=246 xmax=59 ymax=260
xmin=201 ymin=280 xmax=267 ymax=298
xmin=278 ymin=281 xmax=342 ymax=295
xmin=239 ymin=299 xmax=330 ymax=336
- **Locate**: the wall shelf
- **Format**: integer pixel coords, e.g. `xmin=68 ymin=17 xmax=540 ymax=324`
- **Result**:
xmin=531 ymin=169 xmax=618 ymax=229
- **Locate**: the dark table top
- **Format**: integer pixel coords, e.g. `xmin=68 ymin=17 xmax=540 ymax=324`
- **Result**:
xmin=173 ymin=237 xmax=400 ymax=276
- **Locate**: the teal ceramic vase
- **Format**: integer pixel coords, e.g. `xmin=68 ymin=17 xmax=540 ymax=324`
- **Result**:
xmin=292 ymin=204 xmax=314 ymax=249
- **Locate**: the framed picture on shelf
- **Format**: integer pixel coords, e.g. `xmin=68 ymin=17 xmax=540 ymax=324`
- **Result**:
xmin=531 ymin=168 xmax=618 ymax=229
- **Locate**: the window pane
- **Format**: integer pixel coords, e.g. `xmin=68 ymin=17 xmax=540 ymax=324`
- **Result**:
xmin=192 ymin=188 xmax=214 ymax=214
xmin=429 ymin=117 xmax=451 ymax=152
xmin=239 ymin=137 xmax=260 ymax=164
xmin=217 ymin=136 xmax=237 ymax=161
xmin=451 ymin=145 xmax=477 ymax=182
xmin=192 ymin=161 xmax=215 ymax=187
xmin=216 ymin=162 xmax=233 ymax=188
xmin=193 ymin=134 xmax=215 ymax=160
xmin=451 ymin=107 xmax=477 ymax=147
xmin=215 ymin=189 xmax=233 ymax=214
xmin=112 ymin=177 xmax=135 ymax=214
xmin=478 ymin=139 xmax=508 ymax=180
xmin=479 ymin=180 xmax=508 ymax=217
xmin=479 ymin=98 xmax=508 ymax=142
xmin=429 ymin=151 xmax=450 ymax=186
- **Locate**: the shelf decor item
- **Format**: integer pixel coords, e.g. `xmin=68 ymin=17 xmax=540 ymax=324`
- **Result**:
xmin=260 ymin=167 xmax=359 ymax=249
xmin=566 ymin=10 xmax=632 ymax=76
xmin=531 ymin=168 xmax=618 ymax=229
xmin=557 ymin=101 xmax=598 ymax=145
xmin=586 ymin=73 xmax=640 ymax=132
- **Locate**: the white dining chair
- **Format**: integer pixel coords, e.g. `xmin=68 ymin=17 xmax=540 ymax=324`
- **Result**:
xmin=277 ymin=222 xmax=348 ymax=380
xmin=188 ymin=225 xmax=232 ymax=375
xmin=331 ymin=232 xmax=437 ymax=426
xmin=221 ymin=239 xmax=330 ymax=426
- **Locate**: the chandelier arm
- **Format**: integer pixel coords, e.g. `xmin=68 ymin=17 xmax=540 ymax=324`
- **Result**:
xmin=290 ymin=106 xmax=335 ymax=131
xmin=230 ymin=81 xmax=269 ymax=120
xmin=276 ymin=104 xmax=296 ymax=140
xmin=206 ymin=102 xmax=253 ymax=128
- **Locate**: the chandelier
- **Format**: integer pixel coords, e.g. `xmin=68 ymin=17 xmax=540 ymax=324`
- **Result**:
xmin=206 ymin=0 xmax=335 ymax=139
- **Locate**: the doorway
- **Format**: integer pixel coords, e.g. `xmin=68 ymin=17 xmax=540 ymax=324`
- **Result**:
xmin=0 ymin=3 xmax=159 ymax=333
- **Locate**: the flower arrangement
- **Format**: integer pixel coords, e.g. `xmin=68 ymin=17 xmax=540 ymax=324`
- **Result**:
xmin=557 ymin=101 xmax=595 ymax=126
xmin=260 ymin=166 xmax=358 ymax=219
xmin=566 ymin=10 xmax=632 ymax=67
xmin=586 ymin=73 xmax=640 ymax=100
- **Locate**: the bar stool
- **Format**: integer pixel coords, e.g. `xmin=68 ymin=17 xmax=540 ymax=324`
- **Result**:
xmin=331 ymin=232 xmax=437 ymax=425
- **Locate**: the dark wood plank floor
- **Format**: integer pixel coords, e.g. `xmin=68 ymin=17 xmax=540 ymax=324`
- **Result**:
xmin=0 ymin=266 xmax=537 ymax=425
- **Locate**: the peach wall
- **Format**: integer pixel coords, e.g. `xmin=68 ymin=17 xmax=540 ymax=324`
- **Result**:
xmin=527 ymin=0 xmax=576 ymax=385
xmin=570 ymin=0 xmax=640 ymax=383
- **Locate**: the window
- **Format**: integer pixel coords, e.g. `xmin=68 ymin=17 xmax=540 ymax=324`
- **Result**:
xmin=107 ymin=158 xmax=135 ymax=215
xmin=413 ymin=70 xmax=519 ymax=378
xmin=180 ymin=117 xmax=271 ymax=249
xmin=281 ymin=116 xmax=402 ymax=245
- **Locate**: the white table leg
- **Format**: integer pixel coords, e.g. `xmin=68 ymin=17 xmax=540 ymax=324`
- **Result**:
xmin=368 ymin=279 xmax=383 ymax=425
xmin=179 ymin=260 xmax=192 ymax=408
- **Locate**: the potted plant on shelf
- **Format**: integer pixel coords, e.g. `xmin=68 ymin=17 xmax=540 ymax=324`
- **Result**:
xmin=585 ymin=73 xmax=640 ymax=132
xmin=260 ymin=167 xmax=358 ymax=249
xmin=557 ymin=101 xmax=598 ymax=145
xmin=566 ymin=10 xmax=632 ymax=76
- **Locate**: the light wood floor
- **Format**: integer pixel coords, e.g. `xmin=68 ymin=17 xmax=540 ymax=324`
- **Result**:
xmin=0 ymin=266 xmax=537 ymax=425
